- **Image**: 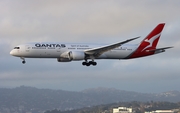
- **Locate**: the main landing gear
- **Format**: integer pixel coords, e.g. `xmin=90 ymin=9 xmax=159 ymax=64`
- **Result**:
xmin=20 ymin=57 xmax=26 ymax=64
xmin=82 ymin=60 xmax=97 ymax=66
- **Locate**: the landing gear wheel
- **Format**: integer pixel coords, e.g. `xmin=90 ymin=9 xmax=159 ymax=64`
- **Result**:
xmin=92 ymin=62 xmax=97 ymax=66
xmin=89 ymin=61 xmax=93 ymax=64
xmin=89 ymin=61 xmax=97 ymax=66
xmin=82 ymin=62 xmax=86 ymax=65
xmin=22 ymin=61 xmax=26 ymax=64
xmin=82 ymin=61 xmax=97 ymax=66
xmin=86 ymin=63 xmax=90 ymax=66
xmin=20 ymin=57 xmax=26 ymax=64
xmin=82 ymin=62 xmax=90 ymax=66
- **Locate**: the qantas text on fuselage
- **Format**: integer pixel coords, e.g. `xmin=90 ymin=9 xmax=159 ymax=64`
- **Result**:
xmin=10 ymin=23 xmax=173 ymax=66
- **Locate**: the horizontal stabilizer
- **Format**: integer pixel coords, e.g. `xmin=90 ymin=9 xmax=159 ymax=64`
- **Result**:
xmin=146 ymin=46 xmax=173 ymax=52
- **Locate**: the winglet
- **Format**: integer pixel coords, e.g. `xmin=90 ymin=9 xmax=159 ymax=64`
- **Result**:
xmin=121 ymin=36 xmax=141 ymax=45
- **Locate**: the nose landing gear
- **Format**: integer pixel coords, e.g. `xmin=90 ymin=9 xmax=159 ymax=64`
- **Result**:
xmin=20 ymin=57 xmax=26 ymax=64
xmin=22 ymin=61 xmax=26 ymax=64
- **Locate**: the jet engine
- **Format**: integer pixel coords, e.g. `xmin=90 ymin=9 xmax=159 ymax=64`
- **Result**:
xmin=57 ymin=51 xmax=85 ymax=62
xmin=57 ymin=57 xmax=71 ymax=62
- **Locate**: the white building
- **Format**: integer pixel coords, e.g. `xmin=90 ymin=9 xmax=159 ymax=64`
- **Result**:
xmin=113 ymin=107 xmax=132 ymax=113
xmin=145 ymin=110 xmax=174 ymax=113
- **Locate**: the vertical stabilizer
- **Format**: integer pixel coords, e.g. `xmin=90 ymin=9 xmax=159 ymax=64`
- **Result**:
xmin=129 ymin=23 xmax=165 ymax=58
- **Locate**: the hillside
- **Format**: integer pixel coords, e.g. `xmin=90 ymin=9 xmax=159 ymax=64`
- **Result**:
xmin=0 ymin=86 xmax=180 ymax=113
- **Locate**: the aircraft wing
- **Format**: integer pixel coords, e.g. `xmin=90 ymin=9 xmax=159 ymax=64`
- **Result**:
xmin=146 ymin=46 xmax=173 ymax=52
xmin=84 ymin=36 xmax=140 ymax=57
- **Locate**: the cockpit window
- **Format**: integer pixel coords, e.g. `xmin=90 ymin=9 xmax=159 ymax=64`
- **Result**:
xmin=14 ymin=47 xmax=20 ymax=49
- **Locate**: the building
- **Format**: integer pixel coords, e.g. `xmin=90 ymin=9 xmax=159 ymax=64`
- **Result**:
xmin=113 ymin=107 xmax=132 ymax=113
xmin=145 ymin=110 xmax=174 ymax=113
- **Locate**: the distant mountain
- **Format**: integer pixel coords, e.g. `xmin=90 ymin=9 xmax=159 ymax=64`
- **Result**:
xmin=0 ymin=86 xmax=180 ymax=113
xmin=83 ymin=87 xmax=180 ymax=101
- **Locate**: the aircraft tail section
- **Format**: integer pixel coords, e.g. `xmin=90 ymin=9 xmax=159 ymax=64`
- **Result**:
xmin=129 ymin=23 xmax=165 ymax=58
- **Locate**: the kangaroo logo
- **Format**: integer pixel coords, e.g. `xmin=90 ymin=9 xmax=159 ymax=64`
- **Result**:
xmin=141 ymin=33 xmax=161 ymax=52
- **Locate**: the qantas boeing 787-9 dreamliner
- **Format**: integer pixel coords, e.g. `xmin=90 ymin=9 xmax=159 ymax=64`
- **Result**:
xmin=10 ymin=23 xmax=173 ymax=66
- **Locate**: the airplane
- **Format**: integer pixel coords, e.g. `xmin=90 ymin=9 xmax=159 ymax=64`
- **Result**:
xmin=10 ymin=23 xmax=173 ymax=66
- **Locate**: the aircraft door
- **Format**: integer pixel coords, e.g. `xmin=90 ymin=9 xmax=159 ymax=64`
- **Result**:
xmin=57 ymin=47 xmax=61 ymax=52
xmin=25 ymin=45 xmax=31 ymax=52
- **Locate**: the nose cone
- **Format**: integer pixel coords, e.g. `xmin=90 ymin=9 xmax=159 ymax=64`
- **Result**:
xmin=10 ymin=50 xmax=14 ymax=56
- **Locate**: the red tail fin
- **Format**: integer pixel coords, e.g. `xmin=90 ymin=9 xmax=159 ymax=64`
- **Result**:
xmin=130 ymin=23 xmax=165 ymax=58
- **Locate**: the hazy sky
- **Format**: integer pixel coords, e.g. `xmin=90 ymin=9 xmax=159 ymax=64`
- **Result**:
xmin=0 ymin=0 xmax=180 ymax=93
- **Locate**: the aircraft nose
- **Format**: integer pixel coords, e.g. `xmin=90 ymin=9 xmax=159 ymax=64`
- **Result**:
xmin=10 ymin=50 xmax=14 ymax=56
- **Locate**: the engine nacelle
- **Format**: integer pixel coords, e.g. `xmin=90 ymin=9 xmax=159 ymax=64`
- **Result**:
xmin=58 ymin=51 xmax=85 ymax=62
xmin=57 ymin=57 xmax=71 ymax=62
xmin=70 ymin=51 xmax=85 ymax=60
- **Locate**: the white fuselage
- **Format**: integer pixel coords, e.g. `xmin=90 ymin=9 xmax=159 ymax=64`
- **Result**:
xmin=10 ymin=42 xmax=138 ymax=60
xmin=9 ymin=23 xmax=172 ymax=66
